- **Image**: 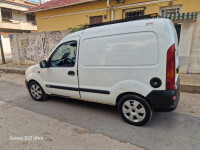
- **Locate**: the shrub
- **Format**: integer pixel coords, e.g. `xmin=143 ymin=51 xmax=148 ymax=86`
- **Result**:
xmin=67 ymin=24 xmax=87 ymax=34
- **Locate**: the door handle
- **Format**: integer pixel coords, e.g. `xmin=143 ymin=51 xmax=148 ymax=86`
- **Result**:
xmin=68 ymin=71 xmax=75 ymax=76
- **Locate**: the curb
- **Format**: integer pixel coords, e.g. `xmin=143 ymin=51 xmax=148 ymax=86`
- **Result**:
xmin=180 ymin=84 xmax=200 ymax=94
xmin=0 ymin=68 xmax=25 ymax=75
xmin=1 ymin=68 xmax=200 ymax=94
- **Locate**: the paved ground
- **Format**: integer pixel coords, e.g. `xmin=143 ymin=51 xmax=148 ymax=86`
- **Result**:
xmin=0 ymin=101 xmax=141 ymax=150
xmin=0 ymin=73 xmax=200 ymax=150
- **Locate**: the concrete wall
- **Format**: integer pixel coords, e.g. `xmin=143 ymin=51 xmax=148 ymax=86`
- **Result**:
xmin=187 ymin=14 xmax=200 ymax=73
xmin=179 ymin=13 xmax=200 ymax=74
xmin=179 ymin=22 xmax=195 ymax=73
xmin=10 ymin=30 xmax=68 ymax=65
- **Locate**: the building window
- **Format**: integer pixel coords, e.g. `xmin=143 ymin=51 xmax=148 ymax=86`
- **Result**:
xmin=26 ymin=13 xmax=36 ymax=25
xmin=122 ymin=7 xmax=145 ymax=19
xmin=1 ymin=8 xmax=12 ymax=21
xmin=160 ymin=5 xmax=182 ymax=16
xmin=90 ymin=16 xmax=103 ymax=25
xmin=125 ymin=10 xmax=144 ymax=19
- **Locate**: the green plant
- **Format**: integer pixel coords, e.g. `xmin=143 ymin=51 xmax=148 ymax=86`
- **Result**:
xmin=67 ymin=24 xmax=87 ymax=34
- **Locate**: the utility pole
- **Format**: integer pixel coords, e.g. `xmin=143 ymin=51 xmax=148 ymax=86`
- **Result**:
xmin=40 ymin=0 xmax=42 ymax=4
xmin=0 ymin=35 xmax=6 ymax=64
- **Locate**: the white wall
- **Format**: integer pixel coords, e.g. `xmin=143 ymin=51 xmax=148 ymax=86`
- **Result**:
xmin=1 ymin=35 xmax=11 ymax=55
xmin=179 ymin=22 xmax=195 ymax=73
xmin=12 ymin=10 xmax=27 ymax=22
xmin=187 ymin=14 xmax=200 ymax=73
xmin=179 ymin=13 xmax=200 ymax=73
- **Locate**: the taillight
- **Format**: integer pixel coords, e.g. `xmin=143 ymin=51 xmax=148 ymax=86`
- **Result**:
xmin=166 ymin=44 xmax=176 ymax=90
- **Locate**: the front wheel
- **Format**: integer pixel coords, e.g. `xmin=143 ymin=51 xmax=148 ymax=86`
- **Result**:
xmin=28 ymin=81 xmax=48 ymax=101
xmin=118 ymin=94 xmax=152 ymax=126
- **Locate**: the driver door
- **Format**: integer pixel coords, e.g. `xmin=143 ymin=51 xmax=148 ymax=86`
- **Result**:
xmin=42 ymin=37 xmax=80 ymax=99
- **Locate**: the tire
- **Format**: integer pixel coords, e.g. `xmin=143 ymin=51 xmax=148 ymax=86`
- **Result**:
xmin=28 ymin=81 xmax=48 ymax=101
xmin=118 ymin=94 xmax=152 ymax=126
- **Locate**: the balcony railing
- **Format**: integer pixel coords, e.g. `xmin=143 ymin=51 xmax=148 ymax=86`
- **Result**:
xmin=0 ymin=20 xmax=37 ymax=31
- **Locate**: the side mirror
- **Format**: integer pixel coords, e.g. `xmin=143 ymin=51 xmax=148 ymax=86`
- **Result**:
xmin=40 ymin=60 xmax=48 ymax=68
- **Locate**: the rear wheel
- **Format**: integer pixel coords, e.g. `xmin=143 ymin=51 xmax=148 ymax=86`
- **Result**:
xmin=28 ymin=81 xmax=48 ymax=101
xmin=118 ymin=94 xmax=152 ymax=126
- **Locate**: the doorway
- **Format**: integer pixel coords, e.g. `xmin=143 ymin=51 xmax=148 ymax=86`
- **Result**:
xmin=175 ymin=24 xmax=182 ymax=44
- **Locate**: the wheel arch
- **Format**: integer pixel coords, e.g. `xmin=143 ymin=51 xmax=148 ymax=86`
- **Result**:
xmin=27 ymin=79 xmax=40 ymax=88
xmin=116 ymin=92 xmax=152 ymax=108
xmin=26 ymin=72 xmax=49 ymax=94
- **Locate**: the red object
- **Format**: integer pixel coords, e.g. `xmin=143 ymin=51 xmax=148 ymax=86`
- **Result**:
xmin=28 ymin=0 xmax=93 ymax=12
xmin=166 ymin=44 xmax=176 ymax=90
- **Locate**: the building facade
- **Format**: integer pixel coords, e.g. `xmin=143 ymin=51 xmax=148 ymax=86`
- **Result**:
xmin=0 ymin=0 xmax=38 ymax=58
xmin=27 ymin=0 xmax=200 ymax=73
xmin=29 ymin=0 xmax=200 ymax=31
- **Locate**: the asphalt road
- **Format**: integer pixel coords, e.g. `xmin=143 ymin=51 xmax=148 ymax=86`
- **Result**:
xmin=0 ymin=80 xmax=200 ymax=150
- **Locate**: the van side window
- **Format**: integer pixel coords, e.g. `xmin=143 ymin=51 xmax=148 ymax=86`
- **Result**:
xmin=50 ymin=41 xmax=77 ymax=67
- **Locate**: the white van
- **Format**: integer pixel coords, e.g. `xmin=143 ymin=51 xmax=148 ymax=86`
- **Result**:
xmin=25 ymin=18 xmax=180 ymax=126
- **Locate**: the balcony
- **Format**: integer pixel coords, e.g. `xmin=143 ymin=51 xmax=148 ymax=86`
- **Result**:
xmin=0 ymin=20 xmax=37 ymax=31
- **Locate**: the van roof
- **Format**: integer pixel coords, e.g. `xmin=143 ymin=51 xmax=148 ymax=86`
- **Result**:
xmin=65 ymin=18 xmax=170 ymax=39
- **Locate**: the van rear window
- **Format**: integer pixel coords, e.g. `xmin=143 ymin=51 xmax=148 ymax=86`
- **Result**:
xmin=81 ymin=32 xmax=158 ymax=67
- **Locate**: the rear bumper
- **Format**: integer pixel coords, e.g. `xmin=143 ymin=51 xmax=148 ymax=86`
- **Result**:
xmin=146 ymin=77 xmax=180 ymax=112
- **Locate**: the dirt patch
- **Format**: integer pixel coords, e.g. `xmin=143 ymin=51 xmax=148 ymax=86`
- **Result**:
xmin=73 ymin=128 xmax=90 ymax=135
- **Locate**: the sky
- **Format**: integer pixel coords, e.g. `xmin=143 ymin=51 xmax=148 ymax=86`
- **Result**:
xmin=25 ymin=0 xmax=50 ymax=4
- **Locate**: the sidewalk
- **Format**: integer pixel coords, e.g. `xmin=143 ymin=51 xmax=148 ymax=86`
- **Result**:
xmin=0 ymin=63 xmax=30 ymax=74
xmin=0 ymin=100 xmax=143 ymax=150
xmin=0 ymin=63 xmax=200 ymax=94
xmin=179 ymin=74 xmax=200 ymax=94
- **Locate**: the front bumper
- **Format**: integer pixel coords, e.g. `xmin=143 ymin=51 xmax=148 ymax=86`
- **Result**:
xmin=146 ymin=77 xmax=180 ymax=112
xmin=25 ymin=79 xmax=28 ymax=88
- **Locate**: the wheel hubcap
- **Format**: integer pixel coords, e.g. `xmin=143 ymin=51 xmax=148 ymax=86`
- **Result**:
xmin=122 ymin=100 xmax=146 ymax=123
xmin=30 ymin=84 xmax=42 ymax=100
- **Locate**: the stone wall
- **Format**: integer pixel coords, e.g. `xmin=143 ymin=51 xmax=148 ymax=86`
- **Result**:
xmin=10 ymin=31 xmax=68 ymax=65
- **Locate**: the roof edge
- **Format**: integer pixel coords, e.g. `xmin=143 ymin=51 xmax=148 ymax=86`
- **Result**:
xmin=1 ymin=0 xmax=34 ymax=8
xmin=28 ymin=0 xmax=99 ymax=13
